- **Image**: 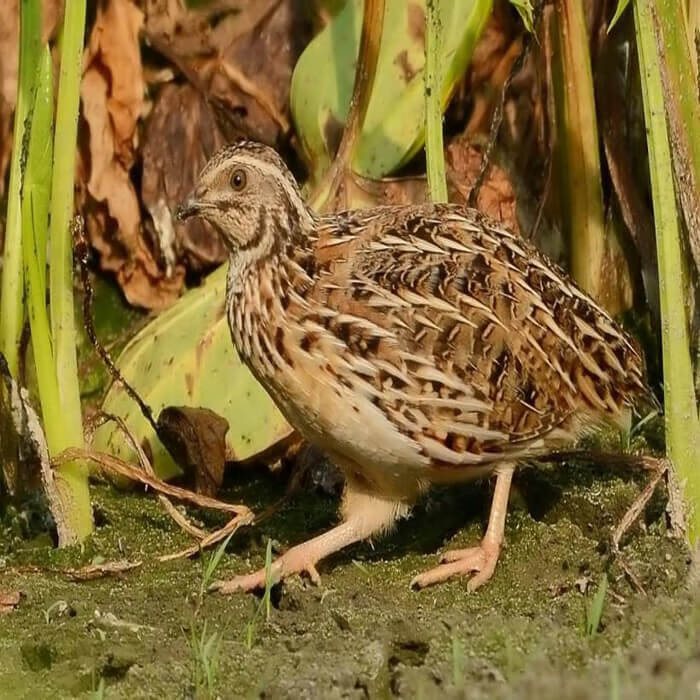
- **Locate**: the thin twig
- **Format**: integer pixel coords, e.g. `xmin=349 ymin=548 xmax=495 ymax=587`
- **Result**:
xmin=73 ymin=216 xmax=159 ymax=436
xmin=469 ymin=1 xmax=545 ymax=208
xmin=53 ymin=447 xmax=251 ymax=516
xmin=159 ymin=514 xmax=249 ymax=562
xmin=310 ymin=0 xmax=385 ymax=211
xmin=542 ymin=450 xmax=682 ymax=595
xmin=53 ymin=445 xmax=256 ymax=561
xmin=91 ymin=411 xmax=206 ymax=540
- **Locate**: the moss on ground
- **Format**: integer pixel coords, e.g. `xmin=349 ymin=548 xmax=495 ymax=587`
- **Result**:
xmin=0 ymin=461 xmax=697 ymax=699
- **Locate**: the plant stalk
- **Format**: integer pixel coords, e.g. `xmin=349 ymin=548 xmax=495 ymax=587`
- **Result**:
xmin=0 ymin=0 xmax=42 ymax=377
xmin=46 ymin=0 xmax=93 ymax=541
xmin=634 ymin=0 xmax=700 ymax=545
xmin=651 ymin=0 xmax=700 ymax=276
xmin=310 ymin=0 xmax=385 ymax=211
xmin=424 ymin=0 xmax=448 ymax=203
xmin=552 ymin=0 xmax=608 ymax=302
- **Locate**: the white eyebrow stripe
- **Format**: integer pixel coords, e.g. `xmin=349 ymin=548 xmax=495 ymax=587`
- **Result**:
xmin=208 ymin=154 xmax=309 ymax=220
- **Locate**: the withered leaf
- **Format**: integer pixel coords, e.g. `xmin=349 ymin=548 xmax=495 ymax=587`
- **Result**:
xmin=0 ymin=590 xmax=22 ymax=614
xmin=82 ymin=0 xmax=184 ymax=309
xmin=156 ymin=406 xmax=229 ymax=497
xmin=143 ymin=0 xmax=307 ymax=144
xmin=344 ymin=143 xmax=518 ymax=231
xmin=63 ymin=560 xmax=142 ymax=582
xmin=141 ymin=83 xmax=227 ymax=273
xmin=446 ymin=139 xmax=519 ymax=232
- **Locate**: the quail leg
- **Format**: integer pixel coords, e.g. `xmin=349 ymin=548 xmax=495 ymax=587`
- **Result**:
xmin=411 ymin=464 xmax=515 ymax=591
xmin=212 ymin=485 xmax=406 ymax=593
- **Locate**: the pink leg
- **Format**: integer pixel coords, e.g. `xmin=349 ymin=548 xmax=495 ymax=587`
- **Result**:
xmin=212 ymin=484 xmax=408 ymax=593
xmin=411 ymin=463 xmax=515 ymax=591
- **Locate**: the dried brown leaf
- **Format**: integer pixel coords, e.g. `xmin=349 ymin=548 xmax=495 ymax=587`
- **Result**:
xmin=0 ymin=0 xmax=19 ymax=199
xmin=0 ymin=590 xmax=22 ymax=613
xmin=156 ymin=406 xmax=229 ymax=497
xmin=143 ymin=0 xmax=306 ymax=144
xmin=141 ymin=83 xmax=227 ymax=273
xmin=81 ymin=0 xmax=184 ymax=308
xmin=446 ymin=140 xmax=519 ymax=231
xmin=345 ymin=141 xmax=518 ymax=232
xmin=77 ymin=0 xmax=308 ymax=306
xmin=63 ymin=560 xmax=142 ymax=581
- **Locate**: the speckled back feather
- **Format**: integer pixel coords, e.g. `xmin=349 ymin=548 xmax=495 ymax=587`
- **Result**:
xmin=296 ymin=205 xmax=646 ymax=464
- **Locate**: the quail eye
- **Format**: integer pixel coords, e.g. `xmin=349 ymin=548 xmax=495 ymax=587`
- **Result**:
xmin=230 ymin=169 xmax=247 ymax=191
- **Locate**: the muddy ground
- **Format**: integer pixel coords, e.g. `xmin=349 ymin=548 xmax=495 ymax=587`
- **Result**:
xmin=1 ymin=457 xmax=698 ymax=700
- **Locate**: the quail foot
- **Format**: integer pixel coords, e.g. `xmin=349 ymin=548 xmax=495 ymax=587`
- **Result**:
xmin=177 ymin=141 xmax=648 ymax=593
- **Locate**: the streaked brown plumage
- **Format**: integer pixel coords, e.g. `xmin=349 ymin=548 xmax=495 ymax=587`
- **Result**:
xmin=178 ymin=141 xmax=648 ymax=592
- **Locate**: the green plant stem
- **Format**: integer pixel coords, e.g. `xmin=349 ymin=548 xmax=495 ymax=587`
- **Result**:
xmin=49 ymin=0 xmax=86 ymax=416
xmin=552 ymin=0 xmax=608 ymax=301
xmin=46 ymin=0 xmax=92 ymax=540
xmin=634 ymin=0 xmax=700 ymax=545
xmin=309 ymin=0 xmax=385 ymax=210
xmin=0 ymin=0 xmax=41 ymax=376
xmin=651 ymin=0 xmax=700 ymax=274
xmin=21 ymin=49 xmax=62 ymax=460
xmin=425 ymin=0 xmax=448 ymax=203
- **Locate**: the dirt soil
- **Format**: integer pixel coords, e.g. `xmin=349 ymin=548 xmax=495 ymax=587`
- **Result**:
xmin=1 ymin=460 xmax=698 ymax=699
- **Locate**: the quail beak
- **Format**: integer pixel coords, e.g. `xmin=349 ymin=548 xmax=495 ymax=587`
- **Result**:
xmin=175 ymin=196 xmax=203 ymax=221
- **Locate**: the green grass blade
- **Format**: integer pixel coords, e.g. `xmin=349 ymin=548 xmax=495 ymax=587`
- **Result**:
xmin=585 ymin=573 xmax=608 ymax=637
xmin=424 ymin=0 xmax=448 ymax=203
xmin=263 ymin=538 xmax=273 ymax=621
xmin=634 ymin=0 xmax=700 ymax=545
xmin=509 ymin=0 xmax=535 ymax=32
xmin=608 ymin=0 xmax=630 ymax=32
xmin=244 ymin=540 xmax=275 ymax=649
xmin=24 ymin=47 xmax=53 ymax=302
xmin=21 ymin=46 xmax=89 ymax=545
xmin=200 ymin=531 xmax=235 ymax=597
xmin=49 ymin=0 xmax=86 ymax=414
xmin=0 ymin=0 xmax=42 ymax=376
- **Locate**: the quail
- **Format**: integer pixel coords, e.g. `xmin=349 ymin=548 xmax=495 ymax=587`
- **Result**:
xmin=177 ymin=141 xmax=647 ymax=592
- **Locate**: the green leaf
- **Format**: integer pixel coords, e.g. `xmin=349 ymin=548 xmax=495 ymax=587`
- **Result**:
xmin=93 ymin=266 xmax=292 ymax=480
xmin=509 ymin=0 xmax=535 ymax=33
xmin=291 ymin=0 xmax=493 ymax=184
xmin=608 ymin=0 xmax=630 ymax=32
